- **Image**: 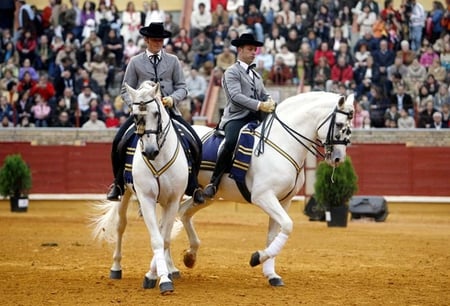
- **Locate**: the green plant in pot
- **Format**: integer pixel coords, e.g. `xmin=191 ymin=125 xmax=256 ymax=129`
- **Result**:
xmin=0 ymin=154 xmax=32 ymax=212
xmin=314 ymin=156 xmax=358 ymax=227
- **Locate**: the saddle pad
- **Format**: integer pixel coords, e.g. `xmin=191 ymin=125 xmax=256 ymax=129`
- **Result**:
xmin=200 ymin=132 xmax=223 ymax=171
xmin=229 ymin=129 xmax=255 ymax=184
xmin=124 ymin=135 xmax=139 ymax=185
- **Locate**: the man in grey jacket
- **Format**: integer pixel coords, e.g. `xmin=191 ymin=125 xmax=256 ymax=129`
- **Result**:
xmin=203 ymin=33 xmax=276 ymax=198
xmin=107 ymin=22 xmax=204 ymax=204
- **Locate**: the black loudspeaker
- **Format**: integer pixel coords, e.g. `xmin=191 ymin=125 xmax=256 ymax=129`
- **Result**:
xmin=349 ymin=196 xmax=389 ymax=222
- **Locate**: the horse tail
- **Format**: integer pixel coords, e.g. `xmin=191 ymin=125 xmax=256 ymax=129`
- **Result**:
xmin=171 ymin=217 xmax=184 ymax=240
xmin=90 ymin=200 xmax=122 ymax=244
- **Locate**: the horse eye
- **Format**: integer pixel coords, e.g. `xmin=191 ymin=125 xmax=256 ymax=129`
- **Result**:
xmin=336 ymin=123 xmax=344 ymax=129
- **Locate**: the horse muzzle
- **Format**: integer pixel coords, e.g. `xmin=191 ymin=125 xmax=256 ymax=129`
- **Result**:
xmin=142 ymin=144 xmax=159 ymax=160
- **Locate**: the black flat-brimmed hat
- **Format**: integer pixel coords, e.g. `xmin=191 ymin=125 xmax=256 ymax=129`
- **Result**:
xmin=231 ymin=33 xmax=263 ymax=47
xmin=139 ymin=22 xmax=172 ymax=38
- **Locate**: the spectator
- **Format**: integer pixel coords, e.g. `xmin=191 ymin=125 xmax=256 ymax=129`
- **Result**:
xmin=277 ymin=1 xmax=295 ymax=29
xmin=357 ymin=5 xmax=377 ymax=38
xmin=418 ymin=99 xmax=437 ymax=128
xmin=408 ymin=0 xmax=426 ymax=52
xmin=52 ymin=96 xmax=72 ymax=126
xmin=60 ymin=87 xmax=78 ymax=124
xmin=397 ymin=108 xmax=416 ymax=129
xmin=16 ymin=29 xmax=36 ymax=65
xmin=74 ymin=69 xmax=100 ymax=96
xmin=329 ymin=26 xmax=349 ymax=54
xmin=30 ymin=94 xmax=52 ymax=127
xmin=312 ymin=56 xmax=331 ymax=89
xmin=285 ymin=28 xmax=301 ymax=53
xmin=416 ymin=85 xmax=434 ymax=113
xmin=227 ymin=0 xmax=244 ymax=22
xmin=176 ymin=42 xmax=195 ymax=67
xmin=145 ymin=0 xmax=165 ymax=26
xmin=1 ymin=41 xmax=20 ymax=68
xmin=245 ymin=3 xmax=265 ymax=43
xmin=433 ymin=83 xmax=450 ymax=111
xmin=186 ymin=67 xmax=207 ymax=103
xmin=54 ymin=69 xmax=76 ymax=98
xmin=354 ymin=30 xmax=379 ymax=53
xmin=81 ymin=30 xmax=103 ymax=53
xmin=123 ymin=38 xmax=140 ymax=65
xmin=190 ymin=2 xmax=212 ymax=38
xmin=104 ymin=28 xmax=124 ymax=67
xmin=105 ymin=111 xmax=120 ymax=128
xmin=81 ymin=110 xmax=106 ymax=129
xmin=428 ymin=58 xmax=446 ymax=83
xmin=216 ymin=45 xmax=236 ymax=70
xmin=0 ymin=96 xmax=12 ymax=123
xmin=164 ymin=13 xmax=180 ymax=40
xmin=0 ymin=116 xmax=13 ymax=128
xmin=275 ymin=44 xmax=295 ymax=69
xmin=354 ymin=55 xmax=381 ymax=86
xmin=314 ymin=18 xmax=331 ymax=44
xmin=420 ymin=44 xmax=439 ymax=69
xmin=172 ymin=28 xmax=192 ymax=52
xmin=313 ymin=41 xmax=335 ymax=67
xmin=354 ymin=42 xmax=371 ymax=70
xmin=55 ymin=42 xmax=77 ymax=68
xmin=99 ymin=92 xmax=115 ymax=119
xmin=191 ymin=30 xmax=214 ymax=70
xmin=77 ymin=84 xmax=98 ymax=122
xmin=17 ymin=71 xmax=36 ymax=95
xmin=30 ymin=74 xmax=56 ymax=106
xmin=15 ymin=91 xmax=33 ymax=126
xmin=14 ymin=0 xmax=37 ymax=38
xmin=83 ymin=54 xmax=108 ymax=95
xmin=372 ymin=39 xmax=396 ymax=86
xmin=390 ymin=83 xmax=414 ymax=115
xmin=387 ymin=55 xmax=409 ymax=82
xmin=441 ymin=102 xmax=450 ymax=127
xmin=431 ymin=111 xmax=446 ymax=129
xmin=18 ymin=58 xmax=39 ymax=82
xmin=334 ymin=41 xmax=354 ymax=67
xmin=368 ymin=85 xmax=390 ymax=127
xmin=227 ymin=17 xmax=247 ymax=37
xmin=405 ymin=58 xmax=427 ymax=98
xmin=260 ymin=0 xmax=279 ymax=33
xmin=34 ymin=34 xmax=53 ymax=72
xmin=297 ymin=42 xmax=315 ymax=86
xmin=290 ymin=14 xmax=307 ymax=39
xmin=384 ymin=104 xmax=401 ymax=127
xmin=212 ymin=34 xmax=225 ymax=57
xmin=0 ymin=68 xmax=18 ymax=91
xmin=433 ymin=32 xmax=450 ymax=54
xmin=53 ymin=110 xmax=73 ymax=127
xmin=353 ymin=101 xmax=371 ymax=128
xmin=211 ymin=3 xmax=229 ymax=28
xmin=328 ymin=55 xmax=354 ymax=91
xmin=424 ymin=74 xmax=440 ymax=96
xmin=120 ymin=1 xmax=141 ymax=44
xmin=268 ymin=55 xmax=292 ymax=85
xmin=298 ymin=3 xmax=314 ymax=31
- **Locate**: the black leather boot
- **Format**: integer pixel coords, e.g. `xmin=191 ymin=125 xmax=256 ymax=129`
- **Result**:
xmin=193 ymin=188 xmax=205 ymax=204
xmin=106 ymin=183 xmax=122 ymax=201
xmin=203 ymin=183 xmax=217 ymax=198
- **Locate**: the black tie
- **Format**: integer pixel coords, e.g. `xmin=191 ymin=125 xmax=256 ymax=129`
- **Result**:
xmin=150 ymin=54 xmax=160 ymax=82
xmin=246 ymin=63 xmax=256 ymax=74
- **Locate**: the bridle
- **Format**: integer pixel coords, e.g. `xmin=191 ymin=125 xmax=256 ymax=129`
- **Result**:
xmin=132 ymin=98 xmax=170 ymax=150
xmin=256 ymin=104 xmax=353 ymax=160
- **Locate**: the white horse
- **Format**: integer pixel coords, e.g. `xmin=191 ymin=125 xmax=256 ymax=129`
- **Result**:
xmin=178 ymin=91 xmax=354 ymax=286
xmin=92 ymin=81 xmax=188 ymax=295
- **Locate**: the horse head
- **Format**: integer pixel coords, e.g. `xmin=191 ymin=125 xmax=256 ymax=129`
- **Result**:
xmin=124 ymin=81 xmax=167 ymax=160
xmin=316 ymin=93 xmax=354 ymax=166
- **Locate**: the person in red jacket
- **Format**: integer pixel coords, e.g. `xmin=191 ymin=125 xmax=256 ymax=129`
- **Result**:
xmin=313 ymin=41 xmax=335 ymax=67
xmin=15 ymin=29 xmax=37 ymax=65
xmin=30 ymin=74 xmax=56 ymax=106
xmin=328 ymin=55 xmax=354 ymax=91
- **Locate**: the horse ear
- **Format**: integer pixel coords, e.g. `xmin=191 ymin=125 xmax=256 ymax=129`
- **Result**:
xmin=154 ymin=82 xmax=162 ymax=98
xmin=345 ymin=93 xmax=355 ymax=107
xmin=338 ymin=95 xmax=345 ymax=108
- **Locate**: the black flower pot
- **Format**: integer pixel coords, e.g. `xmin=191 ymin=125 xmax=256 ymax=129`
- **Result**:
xmin=326 ymin=205 xmax=348 ymax=227
xmin=10 ymin=196 xmax=29 ymax=212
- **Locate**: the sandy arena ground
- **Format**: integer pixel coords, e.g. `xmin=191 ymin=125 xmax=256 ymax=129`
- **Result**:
xmin=0 ymin=199 xmax=449 ymax=306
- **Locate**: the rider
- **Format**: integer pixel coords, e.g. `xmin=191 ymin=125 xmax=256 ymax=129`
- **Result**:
xmin=203 ymin=33 xmax=276 ymax=198
xmin=106 ymin=22 xmax=205 ymax=204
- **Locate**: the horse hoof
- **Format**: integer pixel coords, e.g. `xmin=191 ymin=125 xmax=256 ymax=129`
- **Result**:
xmin=269 ymin=277 xmax=284 ymax=287
xmin=159 ymin=282 xmax=174 ymax=295
xmin=249 ymin=251 xmax=260 ymax=267
xmin=142 ymin=276 xmax=157 ymax=289
xmin=183 ymin=251 xmax=196 ymax=268
xmin=170 ymin=271 xmax=181 ymax=279
xmin=110 ymin=270 xmax=122 ymax=279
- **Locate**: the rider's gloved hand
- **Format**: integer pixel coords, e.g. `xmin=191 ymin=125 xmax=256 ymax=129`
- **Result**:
xmin=162 ymin=96 xmax=174 ymax=108
xmin=259 ymin=100 xmax=275 ymax=113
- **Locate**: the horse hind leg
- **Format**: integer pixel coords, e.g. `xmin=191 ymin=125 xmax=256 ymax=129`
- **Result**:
xmin=110 ymin=189 xmax=132 ymax=279
xmin=178 ymin=197 xmax=210 ymax=268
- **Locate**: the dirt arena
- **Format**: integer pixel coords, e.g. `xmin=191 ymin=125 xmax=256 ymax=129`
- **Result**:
xmin=1 ymin=199 xmax=449 ymax=305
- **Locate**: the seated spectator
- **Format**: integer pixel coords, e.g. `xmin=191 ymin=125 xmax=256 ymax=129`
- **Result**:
xmin=216 ymin=45 xmax=236 ymax=71
xmin=353 ymin=29 xmax=378 ymax=53
xmin=313 ymin=19 xmax=331 ymax=44
xmin=268 ymin=55 xmax=292 ymax=85
xmin=428 ymin=58 xmax=446 ymax=83
xmin=83 ymin=54 xmax=108 ymax=95
xmin=30 ymin=74 xmax=56 ymax=107
xmin=0 ymin=68 xmax=18 ymax=92
xmin=264 ymin=26 xmax=286 ymax=55
xmin=211 ymin=3 xmax=229 ymax=28
xmin=297 ymin=42 xmax=315 ymax=86
xmin=16 ymin=91 xmax=33 ymax=126
xmin=75 ymin=69 xmax=100 ymax=96
xmin=354 ymin=42 xmax=371 ymax=70
xmin=277 ymin=1 xmax=295 ymax=29
xmin=384 ymin=104 xmax=400 ymax=128
xmin=0 ymin=116 xmax=13 ymax=128
xmin=15 ymin=29 xmax=37 ymax=65
xmin=17 ymin=71 xmax=37 ymax=95
xmin=30 ymin=94 xmax=52 ymax=127
xmin=275 ymin=44 xmax=296 ymax=69
xmin=191 ymin=30 xmax=214 ymax=70
xmin=105 ymin=111 xmax=120 ymax=128
xmin=81 ymin=31 xmax=103 ymax=54
xmin=254 ymin=46 xmax=273 ymax=73
xmin=387 ymin=55 xmax=409 ymax=82
xmin=212 ymin=35 xmax=225 ymax=57
xmin=368 ymin=85 xmax=390 ymax=127
xmin=54 ymin=69 xmax=76 ymax=98
xmin=172 ymin=28 xmax=192 ymax=52
xmin=405 ymin=58 xmax=427 ymax=96
xmin=164 ymin=12 xmax=181 ymax=40
xmin=176 ymin=42 xmax=195 ymax=67
xmin=60 ymin=88 xmax=78 ymax=124
xmin=390 ymin=83 xmax=414 ymax=115
xmin=53 ymin=110 xmax=73 ymax=127
xmin=186 ymin=67 xmax=207 ymax=103
xmin=290 ymin=14 xmax=308 ymax=39
xmin=272 ymin=14 xmax=288 ymax=39
xmin=123 ymin=39 xmax=140 ymax=66
xmin=81 ymin=111 xmax=106 ymax=129
xmin=396 ymin=40 xmax=416 ymax=66
xmin=354 ymin=55 xmax=381 ymax=86
xmin=353 ymin=101 xmax=371 ymax=128
xmin=433 ymin=83 xmax=450 ymax=111
xmin=418 ymin=100 xmax=438 ymax=128
xmin=190 ymin=2 xmax=212 ymax=38
xmin=227 ymin=17 xmax=247 ymax=37
xmin=431 ymin=111 xmax=446 ymax=129
xmin=245 ymin=3 xmax=265 ymax=42
xmin=0 ymin=96 xmax=13 ymax=123
xmin=416 ymin=86 xmax=434 ymax=114
xmin=420 ymin=44 xmax=439 ymax=69
xmin=372 ymin=39 xmax=395 ymax=86
xmin=328 ymin=55 xmax=354 ymax=91
xmin=312 ymin=56 xmax=331 ymax=89
xmin=313 ymin=41 xmax=335 ymax=67
xmin=285 ymin=28 xmax=301 ymax=53
xmin=34 ymin=34 xmax=53 ymax=72
xmin=397 ymin=108 xmax=416 ymax=129
xmin=18 ymin=116 xmax=34 ymax=128
xmin=329 ymin=26 xmax=350 ymax=54
xmin=77 ymin=85 xmax=98 ymax=123
xmin=18 ymin=59 xmax=39 ymax=82
xmin=3 ymin=81 xmax=18 ymax=105
xmin=104 ymin=28 xmax=123 ymax=67
xmin=424 ymin=74 xmax=440 ymax=96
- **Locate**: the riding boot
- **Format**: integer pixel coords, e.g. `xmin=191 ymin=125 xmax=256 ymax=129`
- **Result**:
xmin=203 ymin=150 xmax=230 ymax=198
xmin=106 ymin=179 xmax=123 ymax=201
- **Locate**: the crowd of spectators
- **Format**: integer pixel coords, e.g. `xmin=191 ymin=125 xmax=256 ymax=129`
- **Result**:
xmin=0 ymin=0 xmax=450 ymax=129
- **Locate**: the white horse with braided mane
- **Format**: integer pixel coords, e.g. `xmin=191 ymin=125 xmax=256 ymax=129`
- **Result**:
xmin=178 ymin=91 xmax=354 ymax=286
xmin=92 ymin=81 xmax=188 ymax=295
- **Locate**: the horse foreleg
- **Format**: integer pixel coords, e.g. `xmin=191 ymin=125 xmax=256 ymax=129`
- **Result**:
xmin=110 ymin=189 xmax=132 ymax=279
xmin=250 ymin=195 xmax=293 ymax=275
xmin=159 ymin=199 xmax=181 ymax=279
xmin=178 ymin=197 xmax=210 ymax=268
xmin=140 ymin=198 xmax=173 ymax=295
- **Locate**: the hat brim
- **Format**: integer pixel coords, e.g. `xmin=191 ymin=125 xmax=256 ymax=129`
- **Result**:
xmin=139 ymin=27 xmax=172 ymax=38
xmin=231 ymin=39 xmax=263 ymax=47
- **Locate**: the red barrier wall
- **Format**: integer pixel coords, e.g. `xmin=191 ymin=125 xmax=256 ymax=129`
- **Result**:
xmin=0 ymin=142 xmax=449 ymax=196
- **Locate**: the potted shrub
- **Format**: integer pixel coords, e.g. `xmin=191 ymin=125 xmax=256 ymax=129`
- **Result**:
xmin=0 ymin=154 xmax=32 ymax=212
xmin=314 ymin=156 xmax=358 ymax=227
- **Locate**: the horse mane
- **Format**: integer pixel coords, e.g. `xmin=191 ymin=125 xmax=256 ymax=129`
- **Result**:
xmin=277 ymin=91 xmax=346 ymax=113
